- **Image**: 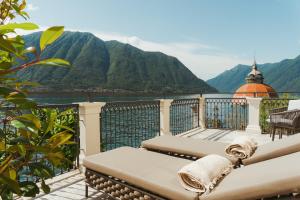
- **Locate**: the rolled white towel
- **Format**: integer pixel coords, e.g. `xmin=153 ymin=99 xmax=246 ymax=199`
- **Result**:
xmin=225 ymin=136 xmax=257 ymax=159
xmin=178 ymin=154 xmax=233 ymax=194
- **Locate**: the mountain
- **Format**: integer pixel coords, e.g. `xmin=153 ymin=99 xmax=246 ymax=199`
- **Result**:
xmin=16 ymin=31 xmax=217 ymax=94
xmin=207 ymin=56 xmax=300 ymax=92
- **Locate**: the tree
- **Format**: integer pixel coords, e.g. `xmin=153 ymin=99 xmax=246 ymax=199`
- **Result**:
xmin=0 ymin=0 xmax=74 ymax=199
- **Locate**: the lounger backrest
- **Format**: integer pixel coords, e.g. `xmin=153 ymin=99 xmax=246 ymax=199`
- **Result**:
xmin=242 ymin=133 xmax=300 ymax=165
xmin=288 ymin=100 xmax=300 ymax=110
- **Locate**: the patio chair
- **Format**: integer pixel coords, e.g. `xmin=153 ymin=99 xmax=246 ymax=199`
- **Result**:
xmin=141 ymin=134 xmax=300 ymax=165
xmin=83 ymin=147 xmax=300 ymax=200
xmin=270 ymin=100 xmax=300 ymax=141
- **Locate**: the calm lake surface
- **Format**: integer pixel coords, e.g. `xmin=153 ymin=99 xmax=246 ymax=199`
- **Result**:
xmin=31 ymin=93 xmax=232 ymax=104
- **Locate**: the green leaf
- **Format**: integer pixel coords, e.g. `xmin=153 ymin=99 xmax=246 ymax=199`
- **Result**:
xmin=41 ymin=180 xmax=50 ymax=194
xmin=19 ymin=181 xmax=39 ymax=197
xmin=16 ymin=114 xmax=41 ymax=129
xmin=0 ymin=61 xmax=12 ymax=70
xmin=0 ymin=87 xmax=13 ymax=96
xmin=10 ymin=119 xmax=38 ymax=134
xmin=9 ymin=136 xmax=30 ymax=145
xmin=0 ymin=37 xmax=16 ymax=54
xmin=17 ymin=144 xmax=26 ymax=157
xmin=20 ymin=11 xmax=30 ymax=19
xmin=0 ymin=155 xmax=12 ymax=174
xmin=28 ymin=163 xmax=54 ymax=179
xmin=0 ymin=174 xmax=21 ymax=195
xmin=8 ymin=168 xmax=16 ymax=180
xmin=56 ymin=124 xmax=74 ymax=133
xmin=34 ymin=58 xmax=70 ymax=67
xmin=23 ymin=46 xmax=36 ymax=54
xmin=48 ymin=131 xmax=72 ymax=148
xmin=19 ymin=0 xmax=26 ymax=10
xmin=46 ymin=151 xmax=65 ymax=166
xmin=0 ymin=23 xmax=39 ymax=32
xmin=0 ymin=188 xmax=13 ymax=200
xmin=40 ymin=26 xmax=64 ymax=51
xmin=16 ymin=100 xmax=37 ymax=109
xmin=45 ymin=109 xmax=57 ymax=133
xmin=0 ymin=141 xmax=5 ymax=151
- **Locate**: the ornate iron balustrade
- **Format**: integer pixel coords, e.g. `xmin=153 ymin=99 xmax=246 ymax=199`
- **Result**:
xmin=259 ymin=98 xmax=293 ymax=134
xmin=170 ymin=98 xmax=200 ymax=135
xmin=205 ymin=98 xmax=248 ymax=130
xmin=100 ymin=101 xmax=160 ymax=151
xmin=0 ymin=104 xmax=80 ymax=182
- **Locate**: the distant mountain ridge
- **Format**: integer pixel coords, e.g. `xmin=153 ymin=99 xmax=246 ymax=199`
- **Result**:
xmin=16 ymin=31 xmax=217 ymax=94
xmin=207 ymin=56 xmax=300 ymax=92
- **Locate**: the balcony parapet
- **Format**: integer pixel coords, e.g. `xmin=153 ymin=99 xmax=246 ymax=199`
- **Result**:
xmin=246 ymin=97 xmax=262 ymax=134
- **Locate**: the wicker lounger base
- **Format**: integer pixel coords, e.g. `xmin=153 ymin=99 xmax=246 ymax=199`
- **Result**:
xmin=85 ymin=168 xmax=167 ymax=200
xmin=85 ymin=168 xmax=300 ymax=200
xmin=144 ymin=148 xmax=198 ymax=161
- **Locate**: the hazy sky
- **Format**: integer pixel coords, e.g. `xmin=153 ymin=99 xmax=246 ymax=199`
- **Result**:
xmin=23 ymin=0 xmax=300 ymax=80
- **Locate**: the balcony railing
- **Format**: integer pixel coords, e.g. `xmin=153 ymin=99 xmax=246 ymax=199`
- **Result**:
xmin=170 ymin=98 xmax=200 ymax=135
xmin=205 ymin=98 xmax=248 ymax=130
xmin=1 ymin=104 xmax=80 ymax=182
xmin=100 ymin=101 xmax=160 ymax=151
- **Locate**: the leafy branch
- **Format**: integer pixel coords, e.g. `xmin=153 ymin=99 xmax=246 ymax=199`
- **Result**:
xmin=0 ymin=0 xmax=74 ymax=199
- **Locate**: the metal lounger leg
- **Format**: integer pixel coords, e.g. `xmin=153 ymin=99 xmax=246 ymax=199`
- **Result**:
xmin=85 ymin=184 xmax=88 ymax=198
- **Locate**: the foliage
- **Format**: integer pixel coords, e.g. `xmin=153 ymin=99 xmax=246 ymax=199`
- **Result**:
xmin=0 ymin=0 xmax=72 ymax=199
xmin=14 ymin=32 xmax=217 ymax=93
xmin=259 ymin=97 xmax=290 ymax=133
xmin=31 ymin=107 xmax=78 ymax=165
xmin=207 ymin=57 xmax=300 ymax=93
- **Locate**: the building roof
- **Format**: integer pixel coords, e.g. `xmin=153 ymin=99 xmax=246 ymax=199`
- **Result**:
xmin=234 ymin=60 xmax=278 ymax=98
xmin=245 ymin=61 xmax=264 ymax=84
xmin=233 ymin=83 xmax=278 ymax=98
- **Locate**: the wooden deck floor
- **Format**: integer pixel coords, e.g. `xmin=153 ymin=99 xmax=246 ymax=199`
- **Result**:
xmin=26 ymin=170 xmax=105 ymax=200
xmin=28 ymin=128 xmax=278 ymax=200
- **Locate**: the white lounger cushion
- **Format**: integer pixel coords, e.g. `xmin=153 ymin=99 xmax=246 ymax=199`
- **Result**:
xmin=288 ymin=100 xmax=300 ymax=111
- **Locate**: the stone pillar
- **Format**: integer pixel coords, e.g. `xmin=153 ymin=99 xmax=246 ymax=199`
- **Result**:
xmin=199 ymin=96 xmax=206 ymax=129
xmin=246 ymin=97 xmax=262 ymax=134
xmin=160 ymin=99 xmax=173 ymax=135
xmin=78 ymin=102 xmax=105 ymax=157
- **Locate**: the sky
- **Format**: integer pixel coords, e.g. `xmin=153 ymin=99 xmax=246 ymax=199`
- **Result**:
xmin=21 ymin=0 xmax=300 ymax=80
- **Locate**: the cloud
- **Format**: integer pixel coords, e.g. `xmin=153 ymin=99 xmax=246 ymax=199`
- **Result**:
xmin=27 ymin=3 xmax=39 ymax=11
xmin=16 ymin=27 xmax=251 ymax=80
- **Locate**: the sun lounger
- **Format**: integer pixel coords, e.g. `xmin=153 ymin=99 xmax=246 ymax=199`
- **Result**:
xmin=83 ymin=147 xmax=300 ymax=200
xmin=141 ymin=134 xmax=300 ymax=165
xmin=141 ymin=135 xmax=229 ymax=160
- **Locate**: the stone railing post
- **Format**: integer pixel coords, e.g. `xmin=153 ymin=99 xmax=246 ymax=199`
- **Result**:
xmin=199 ymin=96 xmax=206 ymax=129
xmin=159 ymin=99 xmax=173 ymax=135
xmin=245 ymin=97 xmax=262 ymax=134
xmin=78 ymin=102 xmax=105 ymax=157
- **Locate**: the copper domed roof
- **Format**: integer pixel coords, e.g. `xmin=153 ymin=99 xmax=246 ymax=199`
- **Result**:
xmin=233 ymin=60 xmax=278 ymax=98
xmin=233 ymin=83 xmax=278 ymax=98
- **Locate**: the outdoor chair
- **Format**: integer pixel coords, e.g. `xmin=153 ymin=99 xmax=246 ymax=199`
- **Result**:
xmin=83 ymin=147 xmax=300 ymax=200
xmin=270 ymin=100 xmax=300 ymax=141
xmin=141 ymin=134 xmax=300 ymax=165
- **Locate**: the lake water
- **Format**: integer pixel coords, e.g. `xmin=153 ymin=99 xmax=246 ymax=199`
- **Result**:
xmin=31 ymin=93 xmax=232 ymax=104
